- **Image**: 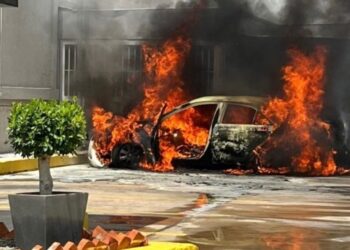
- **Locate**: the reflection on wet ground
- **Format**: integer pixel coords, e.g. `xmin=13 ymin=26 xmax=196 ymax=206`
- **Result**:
xmin=195 ymin=193 xmax=211 ymax=208
xmin=89 ymin=214 xmax=167 ymax=232
xmin=88 ymin=193 xmax=213 ymax=234
xmin=187 ymin=223 xmax=331 ymax=249
xmin=171 ymin=191 xmax=350 ymax=250
xmin=1 ymin=166 xmax=350 ymax=249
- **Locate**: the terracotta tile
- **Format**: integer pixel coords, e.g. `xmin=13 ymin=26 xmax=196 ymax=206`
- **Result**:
xmin=0 ymin=222 xmax=9 ymax=238
xmin=126 ymin=230 xmax=148 ymax=247
xmin=3 ymin=230 xmax=15 ymax=239
xmin=63 ymin=241 xmax=78 ymax=250
xmin=92 ymin=239 xmax=108 ymax=250
xmin=48 ymin=242 xmax=63 ymax=250
xmin=113 ymin=234 xmax=131 ymax=250
xmin=108 ymin=242 xmax=118 ymax=250
xmin=32 ymin=245 xmax=44 ymax=250
xmin=108 ymin=231 xmax=119 ymax=241
xmin=101 ymin=234 xmax=116 ymax=246
xmin=92 ymin=239 xmax=103 ymax=246
xmin=77 ymin=239 xmax=95 ymax=250
xmin=92 ymin=226 xmax=108 ymax=239
xmin=82 ymin=229 xmax=92 ymax=240
xmin=93 ymin=239 xmax=109 ymax=248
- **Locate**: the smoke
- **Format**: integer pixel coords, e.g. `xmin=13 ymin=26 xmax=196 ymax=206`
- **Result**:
xmin=246 ymin=0 xmax=350 ymax=25
xmin=60 ymin=0 xmax=350 ymax=153
xmin=206 ymin=0 xmax=350 ymax=155
xmin=246 ymin=0 xmax=288 ymax=24
xmin=60 ymin=0 xmax=201 ymax=116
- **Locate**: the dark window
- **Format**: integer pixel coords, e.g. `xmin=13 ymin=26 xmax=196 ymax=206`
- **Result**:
xmin=222 ymin=105 xmax=256 ymax=124
xmin=116 ymin=45 xmax=143 ymax=98
xmin=186 ymin=45 xmax=214 ymax=96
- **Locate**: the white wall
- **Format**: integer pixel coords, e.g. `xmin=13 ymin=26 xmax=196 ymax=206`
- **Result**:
xmin=0 ymin=0 xmax=59 ymax=98
xmin=0 ymin=0 xmax=62 ymax=152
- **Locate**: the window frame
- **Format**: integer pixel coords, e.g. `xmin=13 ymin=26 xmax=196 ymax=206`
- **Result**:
xmin=60 ymin=40 xmax=77 ymax=100
xmin=220 ymin=103 xmax=258 ymax=125
xmin=189 ymin=44 xmax=214 ymax=95
xmin=114 ymin=43 xmax=143 ymax=98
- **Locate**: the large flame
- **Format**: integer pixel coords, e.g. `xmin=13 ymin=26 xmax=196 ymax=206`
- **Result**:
xmin=257 ymin=46 xmax=337 ymax=176
xmin=92 ymin=32 xmax=212 ymax=171
xmin=92 ymin=35 xmax=346 ymax=175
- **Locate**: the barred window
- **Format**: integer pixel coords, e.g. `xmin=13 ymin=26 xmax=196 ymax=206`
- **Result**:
xmin=115 ymin=45 xmax=143 ymax=98
xmin=190 ymin=45 xmax=214 ymax=95
xmin=61 ymin=42 xmax=77 ymax=100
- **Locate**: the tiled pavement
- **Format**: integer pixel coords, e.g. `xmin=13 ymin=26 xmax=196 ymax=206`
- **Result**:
xmin=1 ymin=164 xmax=350 ymax=249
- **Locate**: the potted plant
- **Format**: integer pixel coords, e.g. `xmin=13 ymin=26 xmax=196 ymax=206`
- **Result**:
xmin=7 ymin=98 xmax=88 ymax=250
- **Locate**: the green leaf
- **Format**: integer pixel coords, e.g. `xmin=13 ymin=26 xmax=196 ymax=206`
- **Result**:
xmin=7 ymin=98 xmax=87 ymax=158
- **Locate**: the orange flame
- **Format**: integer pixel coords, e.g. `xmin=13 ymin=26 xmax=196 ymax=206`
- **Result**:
xmin=92 ymin=26 xmax=213 ymax=171
xmin=258 ymin=47 xmax=337 ymax=176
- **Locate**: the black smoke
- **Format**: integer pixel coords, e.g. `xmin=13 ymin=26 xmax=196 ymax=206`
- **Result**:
xmin=60 ymin=0 xmax=350 ymax=157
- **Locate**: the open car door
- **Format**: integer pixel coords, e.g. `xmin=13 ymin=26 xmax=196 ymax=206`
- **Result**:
xmin=155 ymin=103 xmax=218 ymax=163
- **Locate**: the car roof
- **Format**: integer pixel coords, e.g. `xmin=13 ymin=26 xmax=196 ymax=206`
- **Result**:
xmin=182 ymin=96 xmax=267 ymax=109
xmin=162 ymin=96 xmax=268 ymax=119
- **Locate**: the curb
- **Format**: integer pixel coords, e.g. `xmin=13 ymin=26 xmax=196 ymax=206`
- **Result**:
xmin=0 ymin=154 xmax=88 ymax=175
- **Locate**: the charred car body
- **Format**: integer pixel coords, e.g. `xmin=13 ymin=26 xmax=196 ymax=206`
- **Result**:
xmin=89 ymin=96 xmax=275 ymax=169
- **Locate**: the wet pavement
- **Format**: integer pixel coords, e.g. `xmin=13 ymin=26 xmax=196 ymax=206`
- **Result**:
xmin=0 ymin=165 xmax=350 ymax=249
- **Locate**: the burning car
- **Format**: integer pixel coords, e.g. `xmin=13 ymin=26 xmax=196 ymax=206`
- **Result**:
xmin=89 ymin=42 xmax=349 ymax=176
xmin=88 ymin=96 xmax=274 ymax=170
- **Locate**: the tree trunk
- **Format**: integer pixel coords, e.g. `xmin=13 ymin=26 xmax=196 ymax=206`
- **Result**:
xmin=38 ymin=156 xmax=53 ymax=195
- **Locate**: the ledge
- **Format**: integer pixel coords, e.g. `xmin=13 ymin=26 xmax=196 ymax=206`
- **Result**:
xmin=0 ymin=153 xmax=88 ymax=175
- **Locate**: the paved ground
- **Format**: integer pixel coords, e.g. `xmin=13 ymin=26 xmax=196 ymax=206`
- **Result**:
xmin=1 ymin=164 xmax=350 ymax=249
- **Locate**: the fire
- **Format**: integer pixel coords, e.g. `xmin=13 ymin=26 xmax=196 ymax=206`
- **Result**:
xmin=142 ymin=36 xmax=191 ymax=113
xmin=141 ymin=36 xmax=210 ymax=171
xmin=92 ymin=30 xmax=211 ymax=171
xmin=258 ymin=46 xmax=337 ymax=176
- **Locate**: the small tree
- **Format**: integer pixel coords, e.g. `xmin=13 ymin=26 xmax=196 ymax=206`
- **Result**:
xmin=7 ymin=98 xmax=87 ymax=195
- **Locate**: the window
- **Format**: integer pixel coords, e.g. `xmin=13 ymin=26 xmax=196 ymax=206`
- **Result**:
xmin=116 ymin=45 xmax=143 ymax=98
xmin=222 ymin=105 xmax=256 ymax=124
xmin=186 ymin=45 xmax=214 ymax=95
xmin=61 ymin=42 xmax=77 ymax=100
xmin=111 ymin=44 xmax=143 ymax=114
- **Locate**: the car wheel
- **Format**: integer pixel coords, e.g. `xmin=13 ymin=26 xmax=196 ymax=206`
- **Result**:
xmin=111 ymin=143 xmax=144 ymax=169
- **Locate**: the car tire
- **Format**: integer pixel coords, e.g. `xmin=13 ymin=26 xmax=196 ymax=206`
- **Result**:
xmin=110 ymin=143 xmax=144 ymax=169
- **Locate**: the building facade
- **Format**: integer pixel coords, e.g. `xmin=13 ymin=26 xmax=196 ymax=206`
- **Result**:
xmin=1 ymin=0 xmax=350 ymax=152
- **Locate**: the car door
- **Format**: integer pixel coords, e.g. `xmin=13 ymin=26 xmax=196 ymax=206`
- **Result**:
xmin=155 ymin=103 xmax=218 ymax=162
xmin=211 ymin=103 xmax=272 ymax=165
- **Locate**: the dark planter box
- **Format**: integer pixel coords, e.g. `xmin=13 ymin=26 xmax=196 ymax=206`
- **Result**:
xmin=9 ymin=192 xmax=88 ymax=250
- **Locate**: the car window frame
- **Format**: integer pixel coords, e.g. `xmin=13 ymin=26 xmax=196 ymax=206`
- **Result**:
xmin=218 ymin=102 xmax=258 ymax=124
xmin=218 ymin=102 xmax=274 ymax=126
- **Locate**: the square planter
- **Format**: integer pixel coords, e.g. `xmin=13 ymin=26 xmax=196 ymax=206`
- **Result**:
xmin=9 ymin=192 xmax=88 ymax=250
